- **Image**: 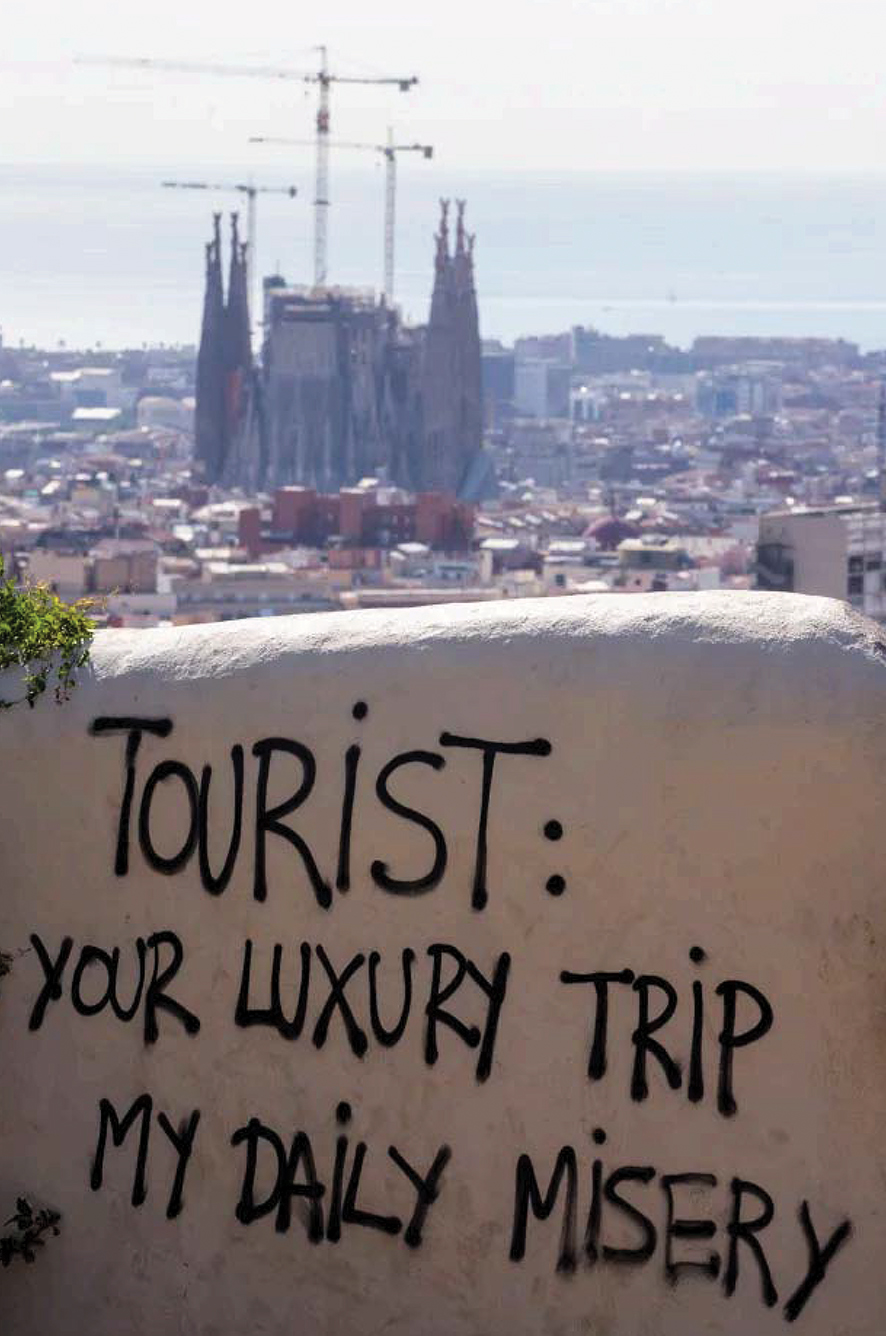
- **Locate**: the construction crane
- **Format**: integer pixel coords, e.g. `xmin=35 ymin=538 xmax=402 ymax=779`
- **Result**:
xmin=77 ymin=48 xmax=418 ymax=287
xmin=250 ymin=130 xmax=432 ymax=302
xmin=161 ymin=179 xmax=297 ymax=330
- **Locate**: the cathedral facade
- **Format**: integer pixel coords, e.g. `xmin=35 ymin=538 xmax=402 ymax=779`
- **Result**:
xmin=419 ymin=199 xmax=483 ymax=493
xmin=195 ymin=201 xmax=482 ymax=497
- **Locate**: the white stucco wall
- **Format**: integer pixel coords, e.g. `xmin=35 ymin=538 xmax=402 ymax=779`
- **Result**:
xmin=1 ymin=591 xmax=885 ymax=1335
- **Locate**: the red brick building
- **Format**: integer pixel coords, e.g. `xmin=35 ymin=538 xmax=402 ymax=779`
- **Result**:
xmin=238 ymin=486 xmax=474 ymax=560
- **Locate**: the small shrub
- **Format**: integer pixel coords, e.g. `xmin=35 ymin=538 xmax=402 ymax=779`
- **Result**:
xmin=0 ymin=556 xmax=95 ymax=711
xmin=0 ymin=564 xmax=77 ymax=1268
xmin=1 ymin=1198 xmax=61 ymax=1267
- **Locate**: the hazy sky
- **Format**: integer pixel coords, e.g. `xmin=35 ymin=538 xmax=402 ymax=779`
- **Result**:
xmin=4 ymin=0 xmax=886 ymax=175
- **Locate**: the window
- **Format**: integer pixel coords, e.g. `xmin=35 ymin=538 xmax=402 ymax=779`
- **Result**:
xmin=848 ymin=575 xmax=864 ymax=596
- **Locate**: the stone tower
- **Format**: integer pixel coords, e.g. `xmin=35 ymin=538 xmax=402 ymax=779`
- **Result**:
xmin=194 ymin=213 xmax=261 ymax=487
xmin=419 ymin=199 xmax=482 ymax=494
xmin=194 ymin=214 xmax=226 ymax=483
xmin=453 ymin=200 xmax=483 ymax=487
xmin=221 ymin=216 xmax=263 ymax=490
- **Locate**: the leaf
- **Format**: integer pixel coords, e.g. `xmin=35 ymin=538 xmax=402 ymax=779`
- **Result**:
xmin=0 ymin=1195 xmax=62 ymax=1270
xmin=0 ymin=555 xmax=94 ymax=714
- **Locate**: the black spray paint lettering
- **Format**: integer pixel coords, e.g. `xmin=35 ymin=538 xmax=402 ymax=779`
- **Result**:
xmin=783 ymin=1202 xmax=853 ymax=1323
xmin=234 ymin=941 xmax=508 ymax=1081
xmin=438 ymin=732 xmax=553 ymax=910
xmin=311 ymin=946 xmax=370 ymax=1056
xmin=199 ymin=744 xmax=244 ymax=895
xmin=370 ymin=751 xmax=448 ymax=895
xmin=559 ymin=960 xmax=773 ymax=1116
xmin=510 ymin=1145 xmax=578 ymax=1273
xmin=235 ymin=940 xmax=313 ymax=1040
xmin=138 ymin=759 xmax=199 ymax=875
xmin=91 ymin=717 xmax=244 ymax=892
xmin=231 ymin=1102 xmax=450 ymax=1247
xmin=716 ymin=980 xmax=776 ymax=1117
xmin=92 ymin=718 xmax=334 ymax=907
xmin=508 ymin=1141 xmax=853 ymax=1322
xmin=89 ymin=716 xmax=174 ymax=875
xmin=724 ymin=1178 xmax=778 ymax=1308
xmin=425 ymin=943 xmax=511 ymax=1082
xmin=600 ymin=1166 xmax=658 ymax=1264
xmin=91 ymin=717 xmax=556 ymax=912
xmin=28 ymin=930 xmax=200 ymax=1044
xmin=661 ymin=1173 xmax=720 ymax=1282
xmin=90 ymin=1093 xmax=201 ymax=1218
xmin=335 ymin=744 xmax=360 ymax=892
xmin=631 ymin=975 xmax=682 ymax=1101
xmin=253 ymin=737 xmax=333 ymax=910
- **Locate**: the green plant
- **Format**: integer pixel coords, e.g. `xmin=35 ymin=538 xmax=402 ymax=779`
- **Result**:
xmin=0 ymin=556 xmax=95 ymax=711
xmin=1 ymin=1198 xmax=61 ymax=1267
xmin=0 ymin=563 xmax=75 ymax=1275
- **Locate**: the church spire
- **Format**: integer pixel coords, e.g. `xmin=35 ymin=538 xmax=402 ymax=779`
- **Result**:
xmin=452 ymin=199 xmax=473 ymax=299
xmin=195 ymin=214 xmax=227 ymax=483
xmin=226 ymin=213 xmax=252 ymax=369
xmin=220 ymin=211 xmax=258 ymax=488
xmin=435 ymin=198 xmax=450 ymax=270
xmin=420 ymin=198 xmax=481 ymax=496
xmin=455 ymin=198 xmax=466 ymax=257
xmin=228 ymin=213 xmax=241 ymax=298
xmin=427 ymin=198 xmax=454 ymax=334
xmin=451 ymin=201 xmax=482 ymax=493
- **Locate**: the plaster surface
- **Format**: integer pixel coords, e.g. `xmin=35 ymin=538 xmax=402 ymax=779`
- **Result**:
xmin=1 ymin=591 xmax=885 ymax=1335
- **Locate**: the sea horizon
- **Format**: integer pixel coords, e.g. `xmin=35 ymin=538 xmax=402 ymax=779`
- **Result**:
xmin=5 ymin=162 xmax=886 ymax=354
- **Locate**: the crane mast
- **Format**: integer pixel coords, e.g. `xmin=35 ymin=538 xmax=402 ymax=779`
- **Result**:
xmin=78 ymin=49 xmax=418 ymax=289
xmin=314 ymin=47 xmax=331 ymax=287
xmin=384 ymin=131 xmax=398 ymax=303
xmin=251 ymin=131 xmax=432 ymax=301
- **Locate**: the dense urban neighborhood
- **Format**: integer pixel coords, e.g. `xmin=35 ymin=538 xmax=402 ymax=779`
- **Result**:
xmin=3 ymin=304 xmax=886 ymax=626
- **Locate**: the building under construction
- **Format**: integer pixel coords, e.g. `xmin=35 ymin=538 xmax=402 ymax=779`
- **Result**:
xmin=194 ymin=200 xmax=483 ymax=498
xmin=420 ymin=199 xmax=483 ymax=493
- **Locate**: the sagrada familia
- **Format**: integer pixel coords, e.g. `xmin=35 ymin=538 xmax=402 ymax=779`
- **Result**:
xmin=195 ymin=201 xmax=484 ymax=498
xmin=194 ymin=214 xmax=262 ymax=492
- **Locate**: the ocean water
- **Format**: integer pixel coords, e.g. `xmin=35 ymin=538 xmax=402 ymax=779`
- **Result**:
xmin=5 ymin=163 xmax=886 ymax=352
